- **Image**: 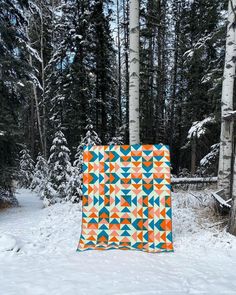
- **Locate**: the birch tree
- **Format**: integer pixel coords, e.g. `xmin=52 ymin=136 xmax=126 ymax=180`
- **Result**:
xmin=218 ymin=0 xmax=236 ymax=200
xmin=228 ymin=146 xmax=236 ymax=235
xmin=129 ymin=0 xmax=140 ymax=144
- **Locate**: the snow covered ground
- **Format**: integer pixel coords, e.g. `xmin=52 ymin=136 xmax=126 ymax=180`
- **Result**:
xmin=1 ymin=189 xmax=236 ymax=295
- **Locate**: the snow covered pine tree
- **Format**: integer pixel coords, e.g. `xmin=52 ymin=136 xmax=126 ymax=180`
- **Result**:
xmin=18 ymin=148 xmax=35 ymax=188
xmin=44 ymin=130 xmax=72 ymax=205
xmin=71 ymin=123 xmax=102 ymax=202
xmin=31 ymin=154 xmax=49 ymax=195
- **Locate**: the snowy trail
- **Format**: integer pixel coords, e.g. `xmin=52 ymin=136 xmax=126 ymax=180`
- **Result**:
xmin=1 ymin=189 xmax=236 ymax=295
xmin=0 ymin=189 xmax=43 ymax=237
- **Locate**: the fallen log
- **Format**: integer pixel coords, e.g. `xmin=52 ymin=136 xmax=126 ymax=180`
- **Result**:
xmin=171 ymin=177 xmax=217 ymax=184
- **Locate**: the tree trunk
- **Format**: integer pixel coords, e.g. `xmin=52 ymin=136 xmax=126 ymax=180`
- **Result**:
xmin=116 ymin=0 xmax=122 ymax=126
xmin=228 ymin=146 xmax=236 ymax=235
xmin=26 ymin=26 xmax=44 ymax=155
xmin=218 ymin=0 xmax=236 ymax=199
xmin=191 ymin=136 xmax=197 ymax=175
xmin=40 ymin=1 xmax=47 ymax=158
xmin=123 ymin=0 xmax=129 ymax=143
xmin=129 ymin=0 xmax=140 ymax=145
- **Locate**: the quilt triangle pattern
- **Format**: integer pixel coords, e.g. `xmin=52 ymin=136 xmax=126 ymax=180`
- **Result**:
xmin=77 ymin=144 xmax=173 ymax=253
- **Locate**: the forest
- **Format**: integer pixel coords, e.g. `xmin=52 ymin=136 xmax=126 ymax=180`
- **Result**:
xmin=1 ymin=1 xmax=236 ymax=294
xmin=0 ymin=0 xmax=229 ymax=205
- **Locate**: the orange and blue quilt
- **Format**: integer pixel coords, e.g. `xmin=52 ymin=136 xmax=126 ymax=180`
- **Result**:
xmin=77 ymin=144 xmax=173 ymax=253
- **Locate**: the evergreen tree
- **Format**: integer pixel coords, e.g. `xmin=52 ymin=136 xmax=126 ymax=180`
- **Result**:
xmin=18 ymin=148 xmax=35 ymax=188
xmin=74 ymin=122 xmax=102 ymax=172
xmin=72 ymin=122 xmax=101 ymax=202
xmin=46 ymin=129 xmax=72 ymax=204
xmin=66 ymin=166 xmax=82 ymax=203
xmin=31 ymin=154 xmax=49 ymax=194
xmin=0 ymin=0 xmax=30 ymax=201
xmin=0 ymin=132 xmax=18 ymax=208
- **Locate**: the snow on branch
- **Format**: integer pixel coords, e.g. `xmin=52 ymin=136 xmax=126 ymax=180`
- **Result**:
xmin=223 ymin=110 xmax=236 ymax=121
xmin=26 ymin=44 xmax=42 ymax=63
xmin=172 ymin=177 xmax=217 ymax=184
xmin=187 ymin=116 xmax=216 ymax=139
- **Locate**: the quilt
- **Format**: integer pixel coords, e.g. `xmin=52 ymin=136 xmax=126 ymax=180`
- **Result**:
xmin=77 ymin=144 xmax=173 ymax=253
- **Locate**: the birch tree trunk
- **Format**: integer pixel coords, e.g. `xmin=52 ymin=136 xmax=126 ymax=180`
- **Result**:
xmin=191 ymin=136 xmax=197 ymax=175
xmin=116 ymin=0 xmax=122 ymax=126
xmin=129 ymin=0 xmax=140 ymax=144
xmin=123 ymin=0 xmax=129 ymax=143
xmin=218 ymin=0 xmax=236 ymax=199
xmin=228 ymin=147 xmax=236 ymax=235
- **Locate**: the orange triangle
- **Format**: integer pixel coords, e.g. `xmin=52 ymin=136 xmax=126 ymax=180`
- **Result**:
xmin=109 ymin=237 xmax=119 ymax=242
xmin=161 ymin=209 xmax=166 ymax=217
xmin=143 ymin=161 xmax=152 ymax=167
xmin=137 ymin=232 xmax=143 ymax=240
xmin=133 ymin=184 xmax=141 ymax=189
xmin=144 ymin=183 xmax=152 ymax=190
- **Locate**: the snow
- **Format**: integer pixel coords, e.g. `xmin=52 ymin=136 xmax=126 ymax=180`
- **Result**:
xmin=0 ymin=234 xmax=19 ymax=252
xmin=187 ymin=116 xmax=215 ymax=139
xmin=1 ymin=189 xmax=236 ymax=294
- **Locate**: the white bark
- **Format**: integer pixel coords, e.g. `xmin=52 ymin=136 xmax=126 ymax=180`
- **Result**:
xmin=129 ymin=0 xmax=140 ymax=144
xmin=218 ymin=0 xmax=236 ymax=199
xmin=228 ymin=152 xmax=236 ymax=235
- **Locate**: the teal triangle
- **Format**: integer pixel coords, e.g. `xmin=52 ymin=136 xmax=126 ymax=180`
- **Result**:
xmin=143 ymin=232 xmax=148 ymax=241
xmin=121 ymin=224 xmax=130 ymax=230
xmin=154 ymin=197 xmax=160 ymax=206
xmin=133 ymin=178 xmax=141 ymax=184
xmin=121 ymin=173 xmax=130 ymax=178
xmin=100 ymin=224 xmax=108 ymax=230
xmin=88 ymin=218 xmax=97 ymax=224
xmin=82 ymin=163 xmax=87 ymax=172
xmin=144 ymin=173 xmax=152 ymax=178
xmin=149 ymin=197 xmax=154 ymax=206
xmin=143 ymin=150 xmax=152 ymax=155
xmin=122 ymin=167 xmax=130 ymax=172
xmin=132 ymin=196 xmax=137 ymax=205
xmin=121 ymin=207 xmax=130 ymax=212
xmin=166 ymin=208 xmax=172 ymax=218
xmin=143 ymin=208 xmax=149 ymax=217
xmin=110 ymin=219 xmax=119 ymax=224
xmin=115 ymin=196 xmax=120 ymax=205
xmin=121 ymin=230 xmax=130 ymax=236
xmin=167 ymin=232 xmax=172 ymax=242
xmin=104 ymin=185 xmax=109 ymax=194
xmin=149 ymin=220 xmax=154 ymax=228
xmin=122 ymin=189 xmax=130 ymax=195
xmin=132 ymin=144 xmax=140 ymax=150
xmin=133 ymin=156 xmax=141 ymax=161
xmin=104 ymin=163 xmax=109 ymax=171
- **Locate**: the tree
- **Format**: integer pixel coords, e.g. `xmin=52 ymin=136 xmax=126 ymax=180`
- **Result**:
xmin=0 ymin=132 xmax=18 ymax=208
xmin=74 ymin=122 xmax=102 ymax=171
xmin=0 ymin=0 xmax=31 ymax=199
xmin=31 ymin=154 xmax=49 ymax=194
xmin=129 ymin=0 xmax=140 ymax=144
xmin=46 ymin=129 xmax=72 ymax=204
xmin=228 ymin=146 xmax=236 ymax=235
xmin=218 ymin=0 xmax=236 ymax=200
xmin=72 ymin=122 xmax=101 ymax=202
xmin=18 ymin=148 xmax=35 ymax=188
